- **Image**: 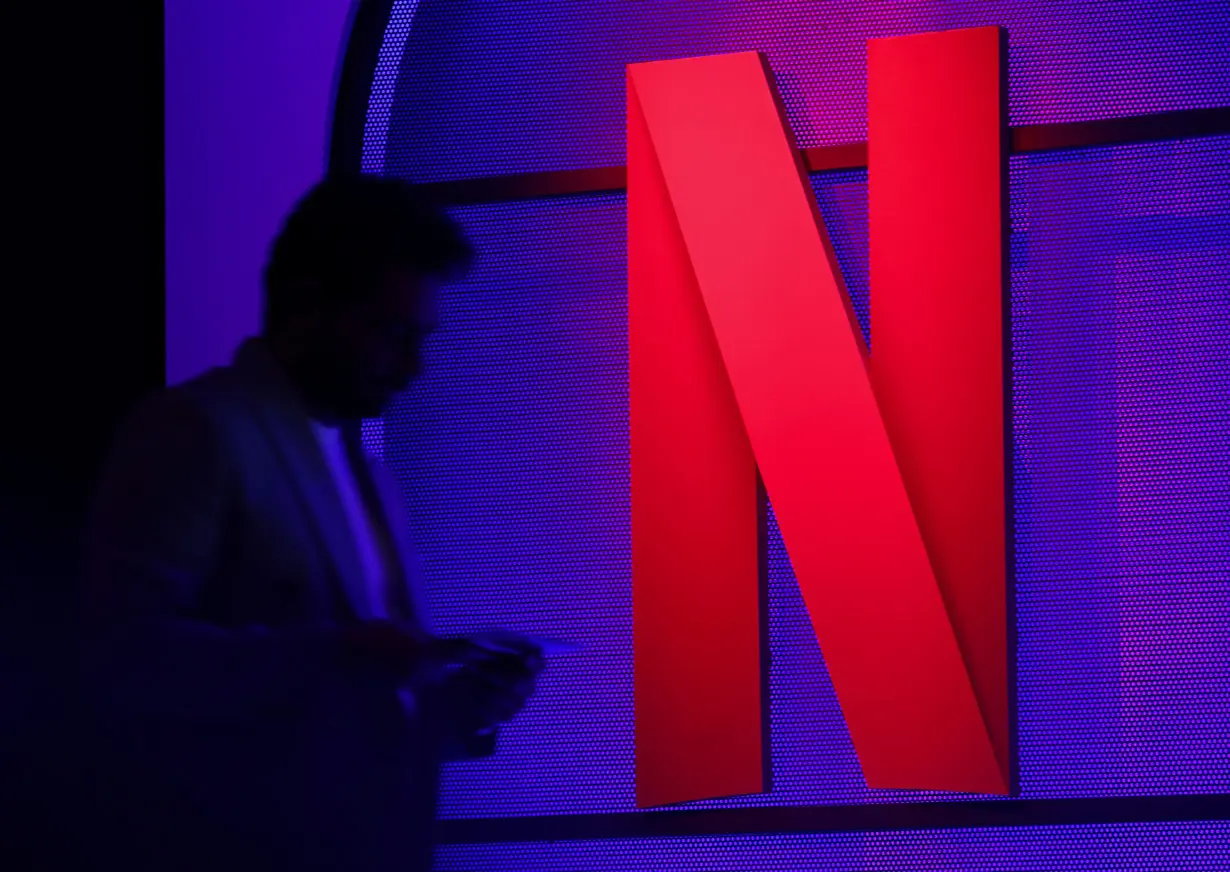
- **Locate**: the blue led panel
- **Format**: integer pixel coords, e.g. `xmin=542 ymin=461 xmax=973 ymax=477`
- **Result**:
xmin=434 ymin=822 xmax=1230 ymax=870
xmin=372 ymin=0 xmax=1230 ymax=182
xmin=374 ymin=137 xmax=1230 ymax=819
xmin=379 ymin=193 xmax=635 ymax=815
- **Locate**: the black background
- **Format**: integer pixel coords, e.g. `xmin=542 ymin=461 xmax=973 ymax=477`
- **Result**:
xmin=0 ymin=5 xmax=164 ymax=869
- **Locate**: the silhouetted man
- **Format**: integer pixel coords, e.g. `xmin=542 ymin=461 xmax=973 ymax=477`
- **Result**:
xmin=84 ymin=175 xmax=541 ymax=872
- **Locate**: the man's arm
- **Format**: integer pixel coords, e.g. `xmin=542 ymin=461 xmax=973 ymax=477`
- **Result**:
xmin=366 ymin=452 xmax=545 ymax=755
xmin=83 ymin=390 xmax=361 ymax=722
xmin=375 ymin=507 xmax=501 ymax=758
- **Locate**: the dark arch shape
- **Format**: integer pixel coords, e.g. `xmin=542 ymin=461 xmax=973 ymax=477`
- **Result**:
xmin=328 ymin=0 xmax=398 ymax=176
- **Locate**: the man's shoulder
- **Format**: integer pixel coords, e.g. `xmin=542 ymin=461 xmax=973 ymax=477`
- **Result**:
xmin=119 ymin=360 xmax=262 ymax=451
xmin=179 ymin=359 xmax=250 ymax=400
xmin=149 ymin=362 xmax=249 ymax=420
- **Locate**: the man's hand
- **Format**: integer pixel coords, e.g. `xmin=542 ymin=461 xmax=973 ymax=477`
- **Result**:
xmin=434 ymin=636 xmax=545 ymax=733
xmin=464 ymin=648 xmax=544 ymax=727
xmin=336 ymin=620 xmax=461 ymax=686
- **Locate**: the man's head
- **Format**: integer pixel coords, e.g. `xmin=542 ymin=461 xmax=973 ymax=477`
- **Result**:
xmin=262 ymin=175 xmax=472 ymax=422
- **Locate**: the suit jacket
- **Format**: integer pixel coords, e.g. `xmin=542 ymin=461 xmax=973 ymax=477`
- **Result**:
xmin=83 ymin=339 xmax=452 ymax=872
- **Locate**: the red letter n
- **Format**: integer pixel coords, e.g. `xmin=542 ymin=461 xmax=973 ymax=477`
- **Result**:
xmin=630 ymin=26 xmax=1010 ymax=808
